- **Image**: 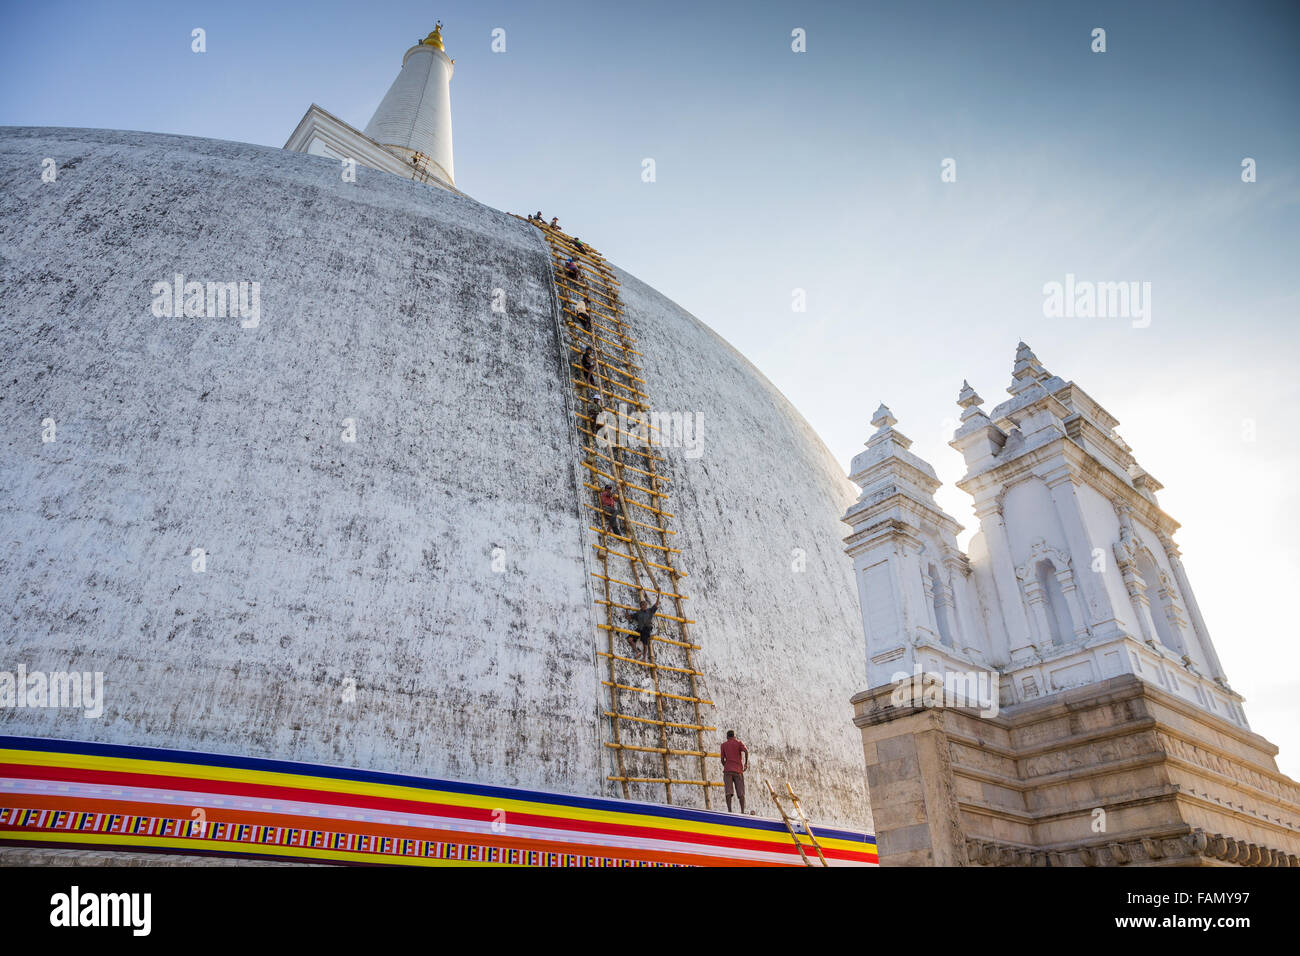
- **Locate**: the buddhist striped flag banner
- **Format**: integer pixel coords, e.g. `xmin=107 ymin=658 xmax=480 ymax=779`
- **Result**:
xmin=0 ymin=736 xmax=877 ymax=867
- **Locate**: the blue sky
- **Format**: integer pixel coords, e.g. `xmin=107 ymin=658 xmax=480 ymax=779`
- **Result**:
xmin=3 ymin=0 xmax=1299 ymax=774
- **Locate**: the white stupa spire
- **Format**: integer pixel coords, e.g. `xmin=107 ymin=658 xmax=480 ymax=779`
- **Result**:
xmin=363 ymin=22 xmax=456 ymax=187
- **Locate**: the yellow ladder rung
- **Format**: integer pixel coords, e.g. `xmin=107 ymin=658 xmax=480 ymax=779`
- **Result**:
xmin=576 ymin=429 xmax=667 ymax=465
xmin=576 ymin=429 xmax=667 ymax=467
xmin=576 ymin=405 xmax=659 ymax=434
xmin=598 ymin=623 xmax=695 ymax=646
xmin=579 ymin=450 xmax=670 ymax=484
xmin=602 ymin=743 xmax=716 ymax=757
xmin=555 ymin=251 xmax=615 ymax=277
xmin=602 ymin=711 xmax=716 ymax=732
xmin=564 ymin=341 xmax=643 ymax=371
xmin=563 ymin=321 xmax=643 ymax=361
xmin=552 ymin=263 xmax=623 ymax=293
xmin=601 ymin=680 xmax=713 ymax=705
xmin=550 ymin=247 xmax=620 ymax=280
xmin=568 ymin=371 xmax=652 ymax=407
xmin=554 ymin=274 xmax=621 ymax=307
xmin=579 ymin=462 xmax=668 ymax=500
xmin=564 ymin=343 xmax=642 ymax=375
xmin=557 ymin=294 xmax=629 ymax=324
xmin=580 ymin=481 xmax=674 ymax=517
xmin=583 ymin=502 xmax=676 ymax=534
xmin=595 ymin=598 xmax=692 ymax=622
xmin=596 ymin=650 xmax=701 ymax=675
xmin=590 ymin=574 xmax=689 ymax=602
xmin=587 ymin=528 xmax=681 ymax=556
xmin=591 ymin=542 xmax=683 ymax=577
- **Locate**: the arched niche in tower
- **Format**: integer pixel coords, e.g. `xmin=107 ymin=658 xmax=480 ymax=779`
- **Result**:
xmin=1035 ymin=559 xmax=1072 ymax=647
xmin=1137 ymin=548 xmax=1187 ymax=657
xmin=927 ymin=562 xmax=956 ymax=648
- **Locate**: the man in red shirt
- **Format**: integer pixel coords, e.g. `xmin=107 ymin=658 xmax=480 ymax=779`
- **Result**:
xmin=720 ymin=730 xmax=749 ymax=813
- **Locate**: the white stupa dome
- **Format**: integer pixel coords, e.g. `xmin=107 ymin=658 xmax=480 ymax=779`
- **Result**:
xmin=0 ymin=126 xmax=871 ymax=832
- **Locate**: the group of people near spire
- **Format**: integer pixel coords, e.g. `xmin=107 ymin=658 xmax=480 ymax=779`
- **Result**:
xmin=525 ymin=212 xmax=593 ymax=259
xmin=527 ymin=211 xmax=561 ymax=230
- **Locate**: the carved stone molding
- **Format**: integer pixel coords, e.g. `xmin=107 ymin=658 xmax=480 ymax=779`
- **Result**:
xmin=1156 ymin=730 xmax=1300 ymax=810
xmin=965 ymin=829 xmax=1300 ymax=867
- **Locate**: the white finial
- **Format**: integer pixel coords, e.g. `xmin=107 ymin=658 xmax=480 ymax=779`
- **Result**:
xmin=866 ymin=403 xmax=912 ymax=450
xmin=956 ymin=380 xmax=984 ymax=409
xmin=956 ymin=380 xmax=989 ymax=424
xmin=1009 ymin=341 xmax=1051 ymax=395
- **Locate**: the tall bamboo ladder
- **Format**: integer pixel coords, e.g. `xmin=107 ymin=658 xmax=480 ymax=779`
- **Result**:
xmin=765 ymin=780 xmax=829 ymax=867
xmin=517 ymin=215 xmax=721 ymax=808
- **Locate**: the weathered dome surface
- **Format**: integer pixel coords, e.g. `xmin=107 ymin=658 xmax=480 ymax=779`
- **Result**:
xmin=0 ymin=127 xmax=871 ymax=830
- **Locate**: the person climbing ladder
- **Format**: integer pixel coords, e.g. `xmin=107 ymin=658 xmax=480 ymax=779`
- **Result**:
xmin=580 ymin=346 xmax=599 ymax=392
xmin=625 ymin=593 xmax=659 ymax=663
xmin=574 ymin=296 xmax=593 ymax=332
xmin=598 ymin=483 xmax=623 ymax=537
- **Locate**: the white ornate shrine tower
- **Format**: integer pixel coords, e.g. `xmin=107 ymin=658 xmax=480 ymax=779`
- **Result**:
xmin=842 ymin=342 xmax=1300 ymax=867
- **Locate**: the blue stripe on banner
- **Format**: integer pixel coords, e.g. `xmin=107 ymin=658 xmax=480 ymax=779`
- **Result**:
xmin=0 ymin=734 xmax=875 ymax=846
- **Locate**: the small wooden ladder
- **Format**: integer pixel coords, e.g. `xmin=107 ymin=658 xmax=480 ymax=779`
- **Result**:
xmin=766 ymin=780 xmax=828 ymax=867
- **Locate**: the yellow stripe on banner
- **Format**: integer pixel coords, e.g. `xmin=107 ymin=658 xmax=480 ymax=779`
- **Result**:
xmin=0 ymin=830 xmax=508 ymax=867
xmin=0 ymin=749 xmax=869 ymax=856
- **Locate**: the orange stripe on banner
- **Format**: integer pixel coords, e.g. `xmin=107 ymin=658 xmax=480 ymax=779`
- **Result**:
xmin=1 ymin=793 xmax=792 ymax=868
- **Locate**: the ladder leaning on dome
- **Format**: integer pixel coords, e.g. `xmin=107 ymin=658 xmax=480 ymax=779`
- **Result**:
xmin=515 ymin=213 xmax=721 ymax=808
xmin=766 ymin=780 xmax=829 ymax=867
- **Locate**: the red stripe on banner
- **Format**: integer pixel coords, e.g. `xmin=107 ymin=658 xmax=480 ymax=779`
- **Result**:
xmin=0 ymin=762 xmax=875 ymax=863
